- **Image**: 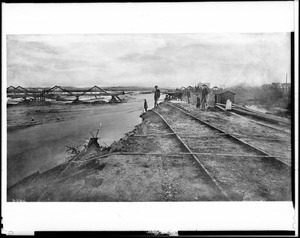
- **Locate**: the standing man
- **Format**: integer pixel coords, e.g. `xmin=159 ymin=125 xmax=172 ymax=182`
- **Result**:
xmin=187 ymin=89 xmax=191 ymax=103
xmin=154 ymin=85 xmax=161 ymax=107
xmin=196 ymin=94 xmax=201 ymax=108
xmin=144 ymin=99 xmax=148 ymax=112
xmin=201 ymin=84 xmax=210 ymax=110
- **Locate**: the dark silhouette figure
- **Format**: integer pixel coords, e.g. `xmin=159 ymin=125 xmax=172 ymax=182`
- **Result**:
xmin=187 ymin=90 xmax=191 ymax=103
xmin=201 ymin=84 xmax=210 ymax=110
xmin=154 ymin=85 xmax=161 ymax=107
xmin=196 ymin=95 xmax=200 ymax=108
xmin=144 ymin=99 xmax=148 ymax=112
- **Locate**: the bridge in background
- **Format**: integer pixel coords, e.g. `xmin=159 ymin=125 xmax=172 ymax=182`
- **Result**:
xmin=7 ymin=85 xmax=123 ymax=102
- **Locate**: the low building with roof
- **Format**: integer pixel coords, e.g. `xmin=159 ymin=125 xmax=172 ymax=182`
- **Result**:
xmin=214 ymin=90 xmax=236 ymax=104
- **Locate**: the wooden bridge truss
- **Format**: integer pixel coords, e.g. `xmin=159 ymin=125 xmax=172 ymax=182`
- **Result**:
xmin=7 ymin=85 xmax=122 ymax=102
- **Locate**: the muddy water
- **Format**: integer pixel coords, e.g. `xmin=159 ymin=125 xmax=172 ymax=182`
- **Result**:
xmin=7 ymin=93 xmax=160 ymax=187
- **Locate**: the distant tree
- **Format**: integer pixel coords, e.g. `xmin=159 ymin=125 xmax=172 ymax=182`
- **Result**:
xmin=224 ymin=83 xmax=289 ymax=112
xmin=256 ymin=84 xmax=284 ymax=108
xmin=285 ymin=87 xmax=292 ymax=113
xmin=225 ymin=85 xmax=260 ymax=104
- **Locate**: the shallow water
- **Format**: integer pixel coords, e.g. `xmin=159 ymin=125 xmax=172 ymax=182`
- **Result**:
xmin=7 ymin=93 xmax=160 ymax=186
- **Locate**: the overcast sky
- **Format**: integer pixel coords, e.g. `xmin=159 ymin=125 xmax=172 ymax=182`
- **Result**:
xmin=7 ymin=33 xmax=291 ymax=88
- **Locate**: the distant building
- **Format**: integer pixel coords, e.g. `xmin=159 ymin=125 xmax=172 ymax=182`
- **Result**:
xmin=281 ymin=83 xmax=291 ymax=91
xmin=214 ymin=90 xmax=236 ymax=104
xmin=196 ymin=82 xmax=211 ymax=88
xmin=271 ymin=83 xmax=281 ymax=88
xmin=261 ymin=84 xmax=269 ymax=89
xmin=262 ymin=82 xmax=291 ymax=91
xmin=211 ymin=86 xmax=220 ymax=91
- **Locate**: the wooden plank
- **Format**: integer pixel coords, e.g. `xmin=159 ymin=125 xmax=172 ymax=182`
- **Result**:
xmin=106 ymin=152 xmax=290 ymax=160
xmin=216 ymin=103 xmax=290 ymax=134
xmin=230 ymin=110 xmax=290 ymax=134
xmin=132 ymin=133 xmax=222 ymax=138
xmin=232 ymin=104 xmax=291 ymax=125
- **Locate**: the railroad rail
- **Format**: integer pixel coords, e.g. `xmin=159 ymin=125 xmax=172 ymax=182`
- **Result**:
xmin=215 ymin=103 xmax=290 ymax=134
xmin=150 ymin=109 xmax=231 ymax=200
xmin=144 ymin=102 xmax=291 ymax=200
xmin=164 ymin=102 xmax=291 ymax=167
xmin=232 ymin=103 xmax=291 ymax=125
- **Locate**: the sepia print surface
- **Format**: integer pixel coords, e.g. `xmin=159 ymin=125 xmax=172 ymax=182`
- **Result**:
xmin=6 ymin=33 xmax=292 ymax=202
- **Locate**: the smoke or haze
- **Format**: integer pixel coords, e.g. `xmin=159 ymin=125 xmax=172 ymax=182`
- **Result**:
xmin=7 ymin=33 xmax=291 ymax=88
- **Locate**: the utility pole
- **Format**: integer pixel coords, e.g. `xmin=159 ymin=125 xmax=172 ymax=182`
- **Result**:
xmin=286 ymin=73 xmax=288 ymax=91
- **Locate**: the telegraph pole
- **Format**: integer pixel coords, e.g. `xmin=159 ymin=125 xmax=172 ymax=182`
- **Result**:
xmin=286 ymin=73 xmax=288 ymax=91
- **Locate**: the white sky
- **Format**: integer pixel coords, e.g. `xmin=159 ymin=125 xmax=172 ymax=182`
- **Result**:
xmin=7 ymin=33 xmax=291 ymax=88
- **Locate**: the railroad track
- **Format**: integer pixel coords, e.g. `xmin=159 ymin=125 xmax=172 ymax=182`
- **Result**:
xmin=151 ymin=109 xmax=231 ymax=200
xmin=164 ymin=102 xmax=291 ymax=166
xmin=215 ymin=103 xmax=290 ymax=134
xmin=164 ymin=102 xmax=291 ymax=167
xmin=148 ymin=102 xmax=291 ymax=201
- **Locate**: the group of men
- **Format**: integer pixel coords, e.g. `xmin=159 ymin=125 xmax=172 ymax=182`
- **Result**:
xmin=144 ymin=84 xmax=210 ymax=113
xmin=183 ymin=84 xmax=210 ymax=110
xmin=197 ymin=84 xmax=210 ymax=110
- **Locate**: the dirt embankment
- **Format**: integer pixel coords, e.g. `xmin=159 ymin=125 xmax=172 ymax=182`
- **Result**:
xmin=8 ymin=109 xmax=220 ymax=201
xmin=7 ymin=101 xmax=292 ymax=202
xmin=8 ymin=108 xmax=226 ymax=201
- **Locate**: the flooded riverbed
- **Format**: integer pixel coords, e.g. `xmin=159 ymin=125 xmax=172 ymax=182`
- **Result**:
xmin=7 ymin=92 xmax=159 ymax=187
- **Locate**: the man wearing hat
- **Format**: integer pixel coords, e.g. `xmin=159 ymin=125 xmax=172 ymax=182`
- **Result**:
xmin=154 ymin=85 xmax=161 ymax=107
xmin=201 ymin=84 xmax=210 ymax=110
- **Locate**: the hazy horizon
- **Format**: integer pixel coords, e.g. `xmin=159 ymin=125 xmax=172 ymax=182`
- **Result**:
xmin=7 ymin=33 xmax=291 ymax=88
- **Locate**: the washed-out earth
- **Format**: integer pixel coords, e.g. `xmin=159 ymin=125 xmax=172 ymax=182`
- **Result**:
xmin=7 ymin=92 xmax=157 ymax=187
xmin=7 ymin=90 xmax=292 ymax=202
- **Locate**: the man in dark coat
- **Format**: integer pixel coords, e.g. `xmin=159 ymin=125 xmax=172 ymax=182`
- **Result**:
xmin=187 ymin=89 xmax=191 ymax=103
xmin=201 ymin=84 xmax=210 ymax=110
xmin=154 ymin=85 xmax=160 ymax=107
xmin=196 ymin=94 xmax=201 ymax=108
xmin=144 ymin=99 xmax=148 ymax=112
